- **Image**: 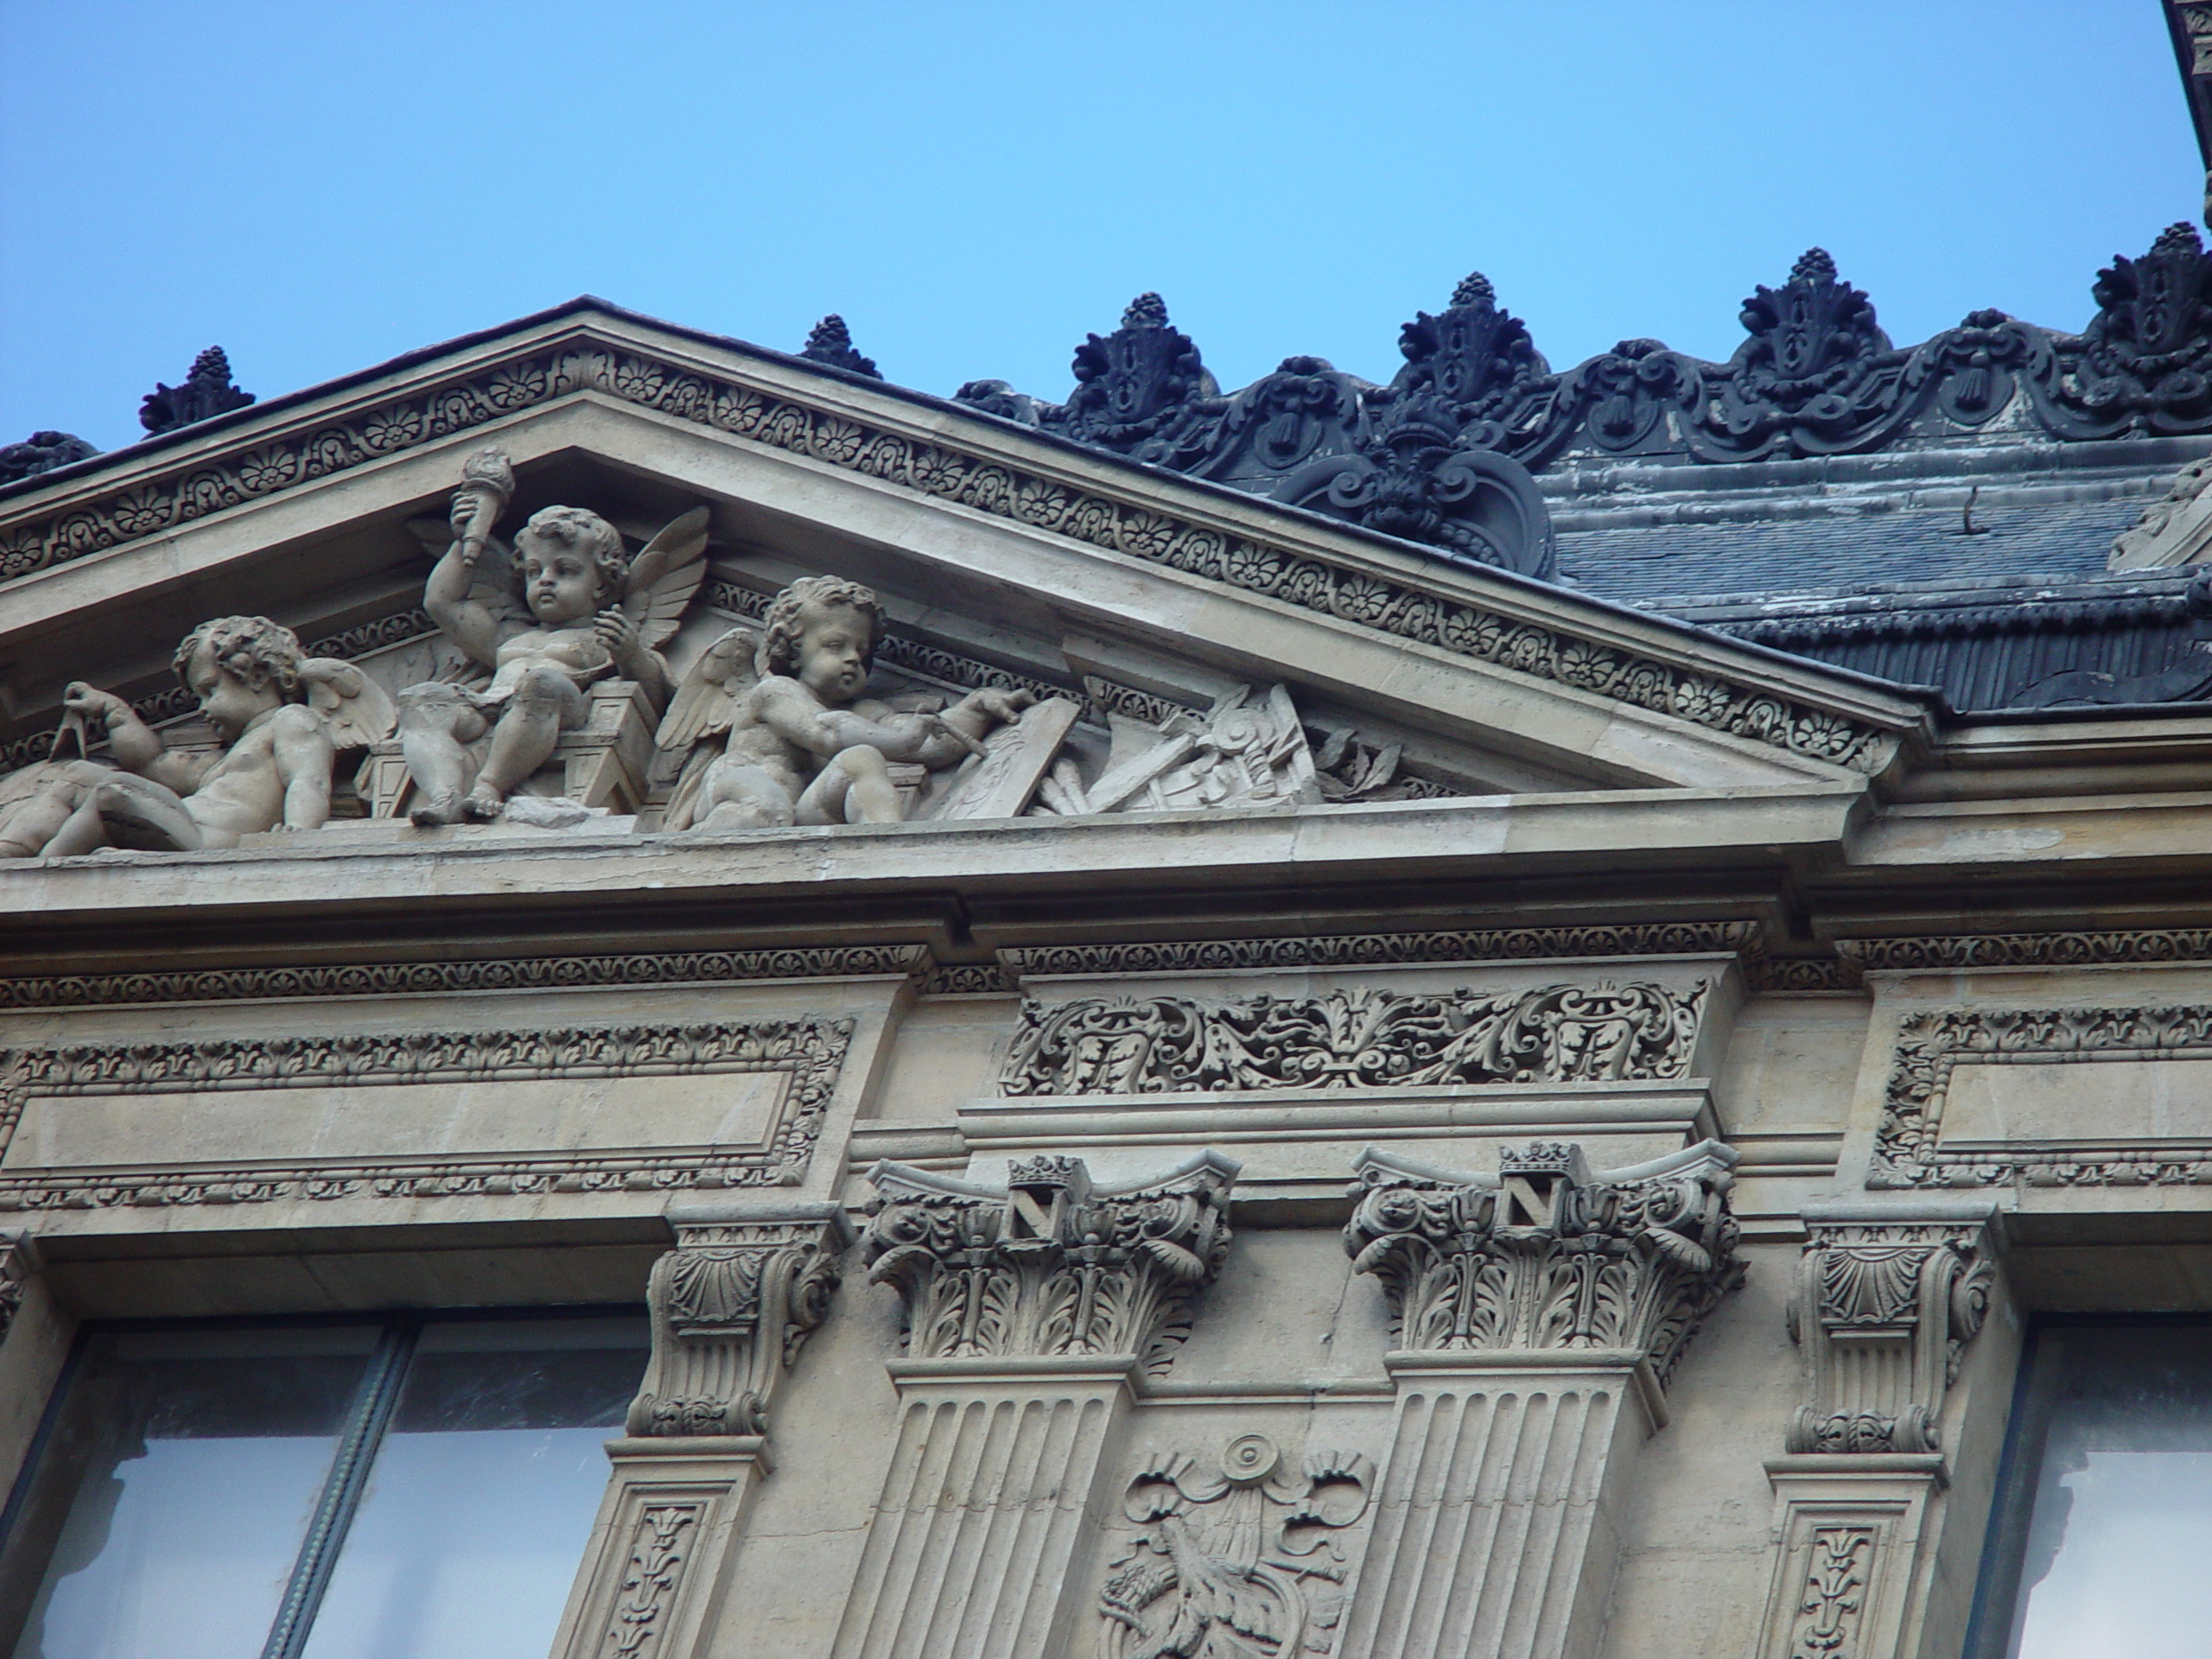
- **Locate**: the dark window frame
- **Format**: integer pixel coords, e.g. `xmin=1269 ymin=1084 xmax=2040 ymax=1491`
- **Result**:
xmin=0 ymin=1305 xmax=645 ymax=1659
xmin=1962 ymin=1312 xmax=2212 ymax=1659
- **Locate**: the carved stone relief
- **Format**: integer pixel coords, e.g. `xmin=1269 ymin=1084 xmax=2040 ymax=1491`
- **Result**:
xmin=861 ymin=1151 xmax=1236 ymax=1365
xmin=0 ymin=614 xmax=395 ymax=857
xmin=627 ymin=1205 xmax=851 ymax=1437
xmin=0 ymin=337 xmax=1903 ymax=778
xmin=1870 ymin=1002 xmax=2212 ymax=1186
xmin=1784 ymin=1217 xmax=1993 ymax=1454
xmin=1100 ymin=1434 xmax=1375 ymax=1659
xmin=1000 ymin=920 xmax=1758 ymax=979
xmin=0 ymin=1015 xmax=854 ymax=1211
xmin=1001 ymin=981 xmax=1708 ymax=1096
xmin=1344 ymin=1140 xmax=1743 ymax=1385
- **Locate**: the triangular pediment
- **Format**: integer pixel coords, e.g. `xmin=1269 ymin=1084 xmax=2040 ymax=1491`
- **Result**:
xmin=0 ymin=302 xmax=1933 ymax=847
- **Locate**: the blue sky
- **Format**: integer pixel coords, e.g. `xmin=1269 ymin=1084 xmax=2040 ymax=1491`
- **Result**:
xmin=2 ymin=2 xmax=2201 ymax=451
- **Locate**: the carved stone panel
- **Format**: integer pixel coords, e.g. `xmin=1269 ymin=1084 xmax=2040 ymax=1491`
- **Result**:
xmin=1870 ymin=1002 xmax=2212 ymax=1187
xmin=1100 ymin=1433 xmax=1375 ymax=1659
xmin=1001 ymin=981 xmax=1709 ymax=1097
xmin=0 ymin=1015 xmax=855 ymax=1211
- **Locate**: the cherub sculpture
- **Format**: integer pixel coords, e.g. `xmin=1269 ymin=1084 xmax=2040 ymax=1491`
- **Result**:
xmin=397 ymin=449 xmax=708 ymax=824
xmin=0 ymin=615 xmax=392 ymax=857
xmin=653 ymin=575 xmax=1030 ymax=831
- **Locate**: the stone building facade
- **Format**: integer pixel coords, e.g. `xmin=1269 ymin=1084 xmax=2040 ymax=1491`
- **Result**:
xmin=10 ymin=78 xmax=2212 ymax=1656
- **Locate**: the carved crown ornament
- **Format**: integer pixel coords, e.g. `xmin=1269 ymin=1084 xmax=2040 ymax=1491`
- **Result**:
xmin=999 ymin=979 xmax=1710 ymax=1096
xmin=1783 ymin=1212 xmax=1994 ymax=1455
xmin=861 ymin=1152 xmax=1236 ymax=1369
xmin=1344 ymin=1139 xmax=1744 ymax=1388
xmin=0 ymin=1015 xmax=853 ymax=1211
xmin=0 ymin=318 xmax=1910 ymax=787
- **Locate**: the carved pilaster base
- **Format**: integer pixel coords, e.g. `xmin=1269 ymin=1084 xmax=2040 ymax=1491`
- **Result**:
xmin=550 ymin=1437 xmax=772 ymax=1659
xmin=1752 ymin=1455 xmax=1947 ymax=1659
xmin=829 ymin=1357 xmax=1141 ymax=1659
xmin=1338 ymin=1353 xmax=1662 ymax=1659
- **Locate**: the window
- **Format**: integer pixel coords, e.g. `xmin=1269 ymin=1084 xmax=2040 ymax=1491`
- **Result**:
xmin=0 ymin=1313 xmax=645 ymax=1659
xmin=1970 ymin=1321 xmax=2212 ymax=1659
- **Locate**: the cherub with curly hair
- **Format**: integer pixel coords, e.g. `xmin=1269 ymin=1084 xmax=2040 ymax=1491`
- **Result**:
xmin=0 ymin=615 xmax=392 ymax=857
xmin=397 ymin=457 xmax=708 ymax=824
xmin=654 ymin=574 xmax=1029 ymax=832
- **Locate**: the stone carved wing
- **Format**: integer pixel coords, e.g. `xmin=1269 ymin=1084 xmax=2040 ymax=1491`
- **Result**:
xmin=296 ymin=659 xmax=397 ymax=750
xmin=620 ymin=506 xmax=710 ymax=649
xmin=652 ymin=626 xmax=759 ymax=831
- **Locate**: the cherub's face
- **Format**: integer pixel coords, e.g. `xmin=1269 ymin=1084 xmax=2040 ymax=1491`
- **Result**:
xmin=519 ymin=543 xmax=602 ymax=626
xmin=184 ymin=648 xmax=282 ymax=742
xmin=792 ymin=604 xmax=874 ymax=704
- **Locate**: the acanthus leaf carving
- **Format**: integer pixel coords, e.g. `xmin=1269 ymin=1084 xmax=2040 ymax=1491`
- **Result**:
xmin=626 ymin=1206 xmax=852 ymax=1437
xmin=1344 ymin=1139 xmax=1743 ymax=1387
xmin=1001 ymin=980 xmax=1708 ymax=1096
xmin=862 ymin=1152 xmax=1236 ymax=1367
xmin=1100 ymin=1433 xmax=1375 ymax=1659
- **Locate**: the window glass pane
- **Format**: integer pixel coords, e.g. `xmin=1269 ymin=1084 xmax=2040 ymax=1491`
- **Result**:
xmin=297 ymin=1319 xmax=645 ymax=1659
xmin=8 ymin=1327 xmax=377 ymax=1659
xmin=1999 ymin=1325 xmax=2212 ymax=1659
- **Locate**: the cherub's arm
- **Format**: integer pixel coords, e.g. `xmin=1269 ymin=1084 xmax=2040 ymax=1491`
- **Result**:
xmin=64 ymin=683 xmax=205 ymax=794
xmin=939 ymin=687 xmax=1033 ymax=744
xmin=754 ymin=678 xmax=976 ymax=767
xmin=423 ymin=498 xmax=504 ymax=669
xmin=267 ymin=705 xmax=337 ymax=830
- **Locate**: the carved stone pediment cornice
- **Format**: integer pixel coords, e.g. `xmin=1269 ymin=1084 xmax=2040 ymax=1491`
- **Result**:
xmin=0 ymin=306 xmax=1920 ymax=783
xmin=861 ymin=1152 xmax=1236 ymax=1368
xmin=1344 ymin=1139 xmax=1743 ymax=1388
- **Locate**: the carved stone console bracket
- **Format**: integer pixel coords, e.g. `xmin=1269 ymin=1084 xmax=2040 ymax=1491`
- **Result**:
xmin=832 ymin=1153 xmax=1240 ymax=1659
xmin=627 ymin=1201 xmax=853 ymax=1439
xmin=1751 ymin=1200 xmax=2002 ymax=1659
xmin=0 ymin=1230 xmax=35 ymax=1346
xmin=1784 ymin=1204 xmax=1997 ymax=1455
xmin=1338 ymin=1140 xmax=1744 ymax=1659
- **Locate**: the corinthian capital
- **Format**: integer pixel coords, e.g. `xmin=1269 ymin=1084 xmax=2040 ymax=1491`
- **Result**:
xmin=626 ymin=1203 xmax=853 ymax=1438
xmin=1344 ymin=1140 xmax=1744 ymax=1387
xmin=1783 ymin=1205 xmax=1996 ymax=1454
xmin=862 ymin=1151 xmax=1237 ymax=1366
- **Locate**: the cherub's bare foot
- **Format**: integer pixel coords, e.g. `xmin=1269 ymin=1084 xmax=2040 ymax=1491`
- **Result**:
xmin=459 ymin=784 xmax=505 ymax=822
xmin=410 ymin=791 xmax=463 ymax=827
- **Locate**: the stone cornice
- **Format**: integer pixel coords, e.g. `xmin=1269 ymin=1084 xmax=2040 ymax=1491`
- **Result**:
xmin=0 ymin=310 xmax=1921 ymax=778
xmin=0 ymin=944 xmax=930 ymax=1010
xmin=1838 ymin=930 xmax=2212 ymax=972
xmin=1001 ymin=921 xmax=1758 ymax=978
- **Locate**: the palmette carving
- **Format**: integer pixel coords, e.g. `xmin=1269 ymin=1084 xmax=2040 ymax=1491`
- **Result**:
xmin=1345 ymin=1141 xmax=1742 ymax=1385
xmin=862 ymin=1153 xmax=1235 ymax=1365
xmin=1001 ymin=980 xmax=1707 ymax=1096
xmin=1100 ymin=1434 xmax=1374 ymax=1659
xmin=599 ymin=1503 xmax=698 ymax=1659
xmin=627 ymin=1211 xmax=849 ymax=1437
xmin=1785 ymin=1528 xmax=1875 ymax=1659
xmin=1784 ymin=1218 xmax=1993 ymax=1454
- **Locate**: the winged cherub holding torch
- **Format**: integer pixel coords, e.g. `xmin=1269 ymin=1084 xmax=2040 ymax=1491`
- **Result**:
xmin=397 ymin=449 xmax=708 ymax=824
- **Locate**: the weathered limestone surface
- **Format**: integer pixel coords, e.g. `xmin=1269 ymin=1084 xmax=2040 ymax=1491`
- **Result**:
xmin=0 ymin=302 xmax=2206 ymax=1659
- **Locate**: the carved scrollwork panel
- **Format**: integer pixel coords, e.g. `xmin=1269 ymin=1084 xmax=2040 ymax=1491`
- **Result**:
xmin=1000 ymin=980 xmax=1708 ymax=1096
